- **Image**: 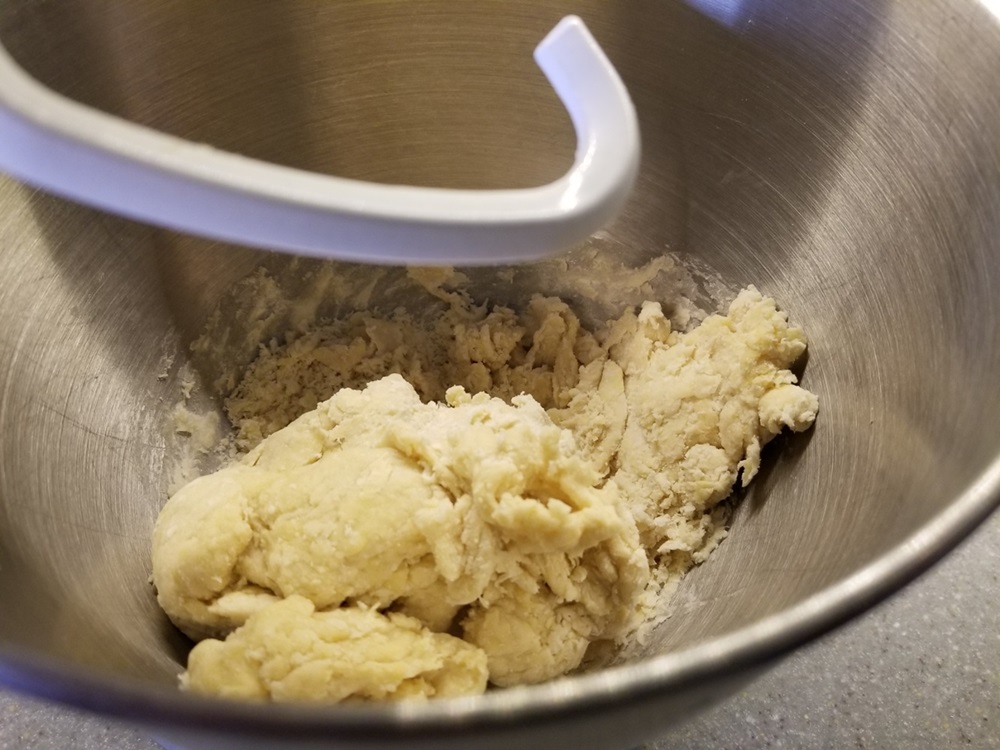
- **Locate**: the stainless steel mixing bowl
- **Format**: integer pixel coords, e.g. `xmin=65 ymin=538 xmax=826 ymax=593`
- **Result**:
xmin=1 ymin=2 xmax=998 ymax=749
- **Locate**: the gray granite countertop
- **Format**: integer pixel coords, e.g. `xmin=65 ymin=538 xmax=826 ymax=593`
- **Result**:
xmin=3 ymin=512 xmax=998 ymax=750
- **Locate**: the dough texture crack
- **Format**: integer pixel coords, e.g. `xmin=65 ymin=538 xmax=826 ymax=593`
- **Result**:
xmin=153 ymin=285 xmax=818 ymax=702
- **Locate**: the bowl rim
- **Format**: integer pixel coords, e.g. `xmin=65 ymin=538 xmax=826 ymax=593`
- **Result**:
xmin=2 ymin=456 xmax=998 ymax=742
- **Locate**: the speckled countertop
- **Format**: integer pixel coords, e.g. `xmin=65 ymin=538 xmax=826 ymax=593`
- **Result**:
xmin=2 ymin=511 xmax=998 ymax=750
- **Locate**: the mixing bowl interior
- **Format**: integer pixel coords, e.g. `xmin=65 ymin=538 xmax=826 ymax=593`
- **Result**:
xmin=0 ymin=0 xmax=999 ymax=743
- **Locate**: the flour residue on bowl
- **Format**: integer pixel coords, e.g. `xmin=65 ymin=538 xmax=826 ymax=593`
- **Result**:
xmin=154 ymin=255 xmax=818 ymax=702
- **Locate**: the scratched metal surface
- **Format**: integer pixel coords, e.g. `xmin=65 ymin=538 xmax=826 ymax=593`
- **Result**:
xmin=0 ymin=1 xmax=998 ymax=748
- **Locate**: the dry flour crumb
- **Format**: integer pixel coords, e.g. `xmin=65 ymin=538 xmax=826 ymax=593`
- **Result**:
xmin=154 ymin=265 xmax=818 ymax=703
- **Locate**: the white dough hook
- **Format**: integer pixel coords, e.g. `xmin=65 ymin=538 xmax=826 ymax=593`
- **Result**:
xmin=0 ymin=16 xmax=639 ymax=265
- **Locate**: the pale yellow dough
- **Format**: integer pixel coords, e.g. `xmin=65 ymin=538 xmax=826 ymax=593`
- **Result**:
xmin=182 ymin=596 xmax=488 ymax=702
xmin=154 ymin=375 xmax=647 ymax=697
xmin=153 ymin=285 xmax=818 ymax=702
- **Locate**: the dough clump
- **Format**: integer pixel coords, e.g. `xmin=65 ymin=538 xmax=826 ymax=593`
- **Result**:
xmin=182 ymin=595 xmax=488 ymax=702
xmin=154 ymin=375 xmax=647 ymax=697
xmin=153 ymin=285 xmax=818 ymax=702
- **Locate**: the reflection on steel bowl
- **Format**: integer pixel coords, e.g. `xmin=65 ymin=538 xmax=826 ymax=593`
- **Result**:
xmin=0 ymin=2 xmax=998 ymax=749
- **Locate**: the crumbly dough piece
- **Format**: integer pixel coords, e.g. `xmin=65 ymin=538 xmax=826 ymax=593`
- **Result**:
xmin=183 ymin=596 xmax=488 ymax=702
xmin=153 ymin=375 xmax=649 ymax=692
xmin=225 ymin=296 xmax=602 ymax=449
xmin=155 ymin=284 xmax=818 ymax=702
xmin=563 ymin=287 xmax=819 ymax=573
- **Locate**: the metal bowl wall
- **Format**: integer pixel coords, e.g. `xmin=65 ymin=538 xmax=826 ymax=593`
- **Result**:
xmin=0 ymin=2 xmax=998 ymax=748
